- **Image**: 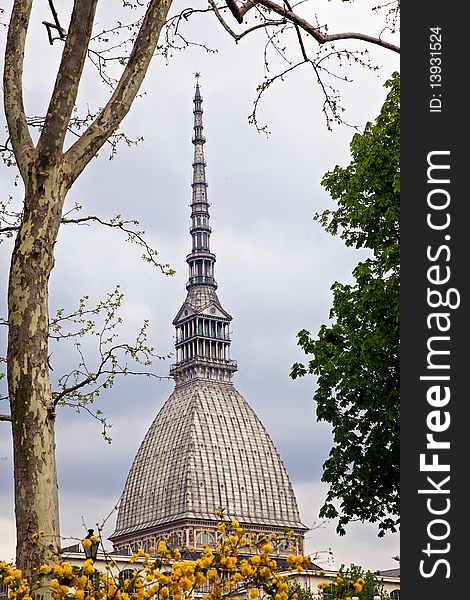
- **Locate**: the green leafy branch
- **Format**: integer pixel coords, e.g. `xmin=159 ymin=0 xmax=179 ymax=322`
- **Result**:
xmin=49 ymin=286 xmax=171 ymax=442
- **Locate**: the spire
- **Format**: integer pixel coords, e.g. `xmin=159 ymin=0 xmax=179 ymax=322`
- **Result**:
xmin=186 ymin=75 xmax=216 ymax=290
xmin=169 ymin=77 xmax=237 ymax=385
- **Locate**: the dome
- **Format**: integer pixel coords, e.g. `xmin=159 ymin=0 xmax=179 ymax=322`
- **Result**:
xmin=109 ymin=80 xmax=307 ymax=554
xmin=110 ymin=380 xmax=305 ymax=545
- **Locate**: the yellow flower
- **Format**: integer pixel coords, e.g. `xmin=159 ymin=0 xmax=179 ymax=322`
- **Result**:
xmin=82 ymin=560 xmax=94 ymax=576
xmin=259 ymin=567 xmax=272 ymax=579
xmin=239 ymin=561 xmax=254 ymax=577
xmin=52 ymin=564 xmax=64 ymax=577
xmin=75 ymin=591 xmax=85 ymax=600
xmin=51 ymin=579 xmax=61 ymax=591
xmin=249 ymin=588 xmax=258 ymax=599
xmin=231 ymin=519 xmax=240 ymax=529
xmin=180 ymin=577 xmax=192 ymax=591
xmin=82 ymin=538 xmax=92 ymax=550
xmin=353 ymin=582 xmax=363 ymax=593
xmin=157 ymin=541 xmax=167 ymax=555
xmin=217 ymin=523 xmax=227 ymax=534
xmin=194 ymin=572 xmax=206 ymax=585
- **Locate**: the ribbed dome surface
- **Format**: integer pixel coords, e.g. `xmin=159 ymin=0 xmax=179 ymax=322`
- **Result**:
xmin=185 ymin=286 xmax=221 ymax=311
xmin=112 ymin=380 xmax=304 ymax=538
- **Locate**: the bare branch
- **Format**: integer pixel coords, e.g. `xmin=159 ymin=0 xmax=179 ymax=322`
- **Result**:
xmin=284 ymin=0 xmax=307 ymax=61
xmin=42 ymin=0 xmax=67 ymax=45
xmin=64 ymin=0 xmax=173 ymax=183
xmin=1 ymin=198 xmax=174 ymax=273
xmin=209 ymin=0 xmax=286 ymax=42
xmin=37 ymin=0 xmax=99 ymax=164
xmin=0 ymin=414 xmax=12 ymax=422
xmin=53 ymin=365 xmax=165 ymax=406
xmin=226 ymin=0 xmax=245 ymax=23
xmin=0 ymin=225 xmax=19 ymax=236
xmin=3 ymin=0 xmax=35 ymax=179
xmin=212 ymin=0 xmax=399 ymax=53
xmin=61 ymin=212 xmax=175 ymax=275
xmin=255 ymin=0 xmax=400 ymax=52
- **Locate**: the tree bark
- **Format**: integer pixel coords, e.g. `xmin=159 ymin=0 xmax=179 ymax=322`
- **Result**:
xmin=4 ymin=0 xmax=171 ymax=578
xmin=7 ymin=162 xmax=69 ymax=579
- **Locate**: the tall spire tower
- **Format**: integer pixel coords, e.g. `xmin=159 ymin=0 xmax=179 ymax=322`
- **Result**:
xmin=110 ymin=77 xmax=306 ymax=555
xmin=169 ymin=76 xmax=237 ymax=385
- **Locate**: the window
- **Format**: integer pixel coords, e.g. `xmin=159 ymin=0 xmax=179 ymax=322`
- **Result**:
xmin=169 ymin=532 xmax=183 ymax=548
xmin=196 ymin=531 xmax=215 ymax=546
xmin=119 ymin=569 xmax=136 ymax=584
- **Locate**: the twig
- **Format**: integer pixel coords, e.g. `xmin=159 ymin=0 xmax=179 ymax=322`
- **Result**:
xmin=42 ymin=0 xmax=66 ymax=44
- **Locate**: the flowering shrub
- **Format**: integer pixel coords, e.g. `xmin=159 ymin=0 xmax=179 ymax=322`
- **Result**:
xmin=1 ymin=520 xmax=310 ymax=600
xmin=317 ymin=564 xmax=388 ymax=600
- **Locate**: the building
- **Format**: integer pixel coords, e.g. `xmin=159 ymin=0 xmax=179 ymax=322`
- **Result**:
xmin=27 ymin=78 xmax=398 ymax=600
xmin=109 ymin=77 xmax=307 ymax=557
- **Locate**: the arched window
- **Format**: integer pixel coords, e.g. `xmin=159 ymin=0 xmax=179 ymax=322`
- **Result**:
xmin=196 ymin=531 xmax=215 ymax=546
xmin=390 ymin=591 xmax=400 ymax=600
xmin=169 ymin=532 xmax=183 ymax=548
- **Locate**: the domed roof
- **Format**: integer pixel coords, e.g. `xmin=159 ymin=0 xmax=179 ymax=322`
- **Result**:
xmin=112 ymin=380 xmax=304 ymax=539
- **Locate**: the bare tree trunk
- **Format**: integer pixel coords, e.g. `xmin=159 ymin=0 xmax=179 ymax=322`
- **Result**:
xmin=7 ymin=164 xmax=68 ymax=579
xmin=3 ymin=0 xmax=172 ymax=578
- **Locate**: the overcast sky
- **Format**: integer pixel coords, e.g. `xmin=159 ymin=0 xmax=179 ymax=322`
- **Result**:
xmin=0 ymin=0 xmax=399 ymax=573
